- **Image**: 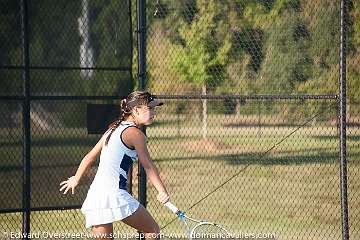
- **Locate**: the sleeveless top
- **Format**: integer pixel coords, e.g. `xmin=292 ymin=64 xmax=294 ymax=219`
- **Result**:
xmin=89 ymin=121 xmax=138 ymax=191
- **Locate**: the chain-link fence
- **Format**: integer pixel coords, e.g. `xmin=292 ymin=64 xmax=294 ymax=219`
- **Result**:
xmin=145 ymin=0 xmax=359 ymax=240
xmin=0 ymin=0 xmax=359 ymax=240
xmin=0 ymin=0 xmax=135 ymax=238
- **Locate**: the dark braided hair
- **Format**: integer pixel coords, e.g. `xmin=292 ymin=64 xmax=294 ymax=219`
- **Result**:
xmin=104 ymin=90 xmax=152 ymax=145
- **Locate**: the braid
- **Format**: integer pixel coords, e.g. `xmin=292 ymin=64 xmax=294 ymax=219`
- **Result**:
xmin=105 ymin=99 xmax=132 ymax=146
xmin=105 ymin=119 xmax=121 ymax=145
xmin=120 ymin=98 xmax=132 ymax=120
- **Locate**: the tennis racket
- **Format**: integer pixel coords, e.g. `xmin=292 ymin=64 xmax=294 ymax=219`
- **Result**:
xmin=164 ymin=202 xmax=232 ymax=239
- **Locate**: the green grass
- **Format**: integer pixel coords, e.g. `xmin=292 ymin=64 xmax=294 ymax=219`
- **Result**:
xmin=0 ymin=117 xmax=359 ymax=240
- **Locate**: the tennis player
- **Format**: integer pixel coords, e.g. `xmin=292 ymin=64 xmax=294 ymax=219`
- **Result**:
xmin=60 ymin=90 xmax=169 ymax=239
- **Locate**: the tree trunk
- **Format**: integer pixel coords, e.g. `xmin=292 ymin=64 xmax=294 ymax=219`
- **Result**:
xmin=347 ymin=100 xmax=350 ymax=123
xmin=202 ymin=85 xmax=207 ymax=140
xmin=236 ymin=99 xmax=240 ymax=115
xmin=79 ymin=0 xmax=94 ymax=78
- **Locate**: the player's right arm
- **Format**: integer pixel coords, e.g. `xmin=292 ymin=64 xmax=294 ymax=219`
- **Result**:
xmin=59 ymin=133 xmax=107 ymax=194
xmin=123 ymin=127 xmax=170 ymax=204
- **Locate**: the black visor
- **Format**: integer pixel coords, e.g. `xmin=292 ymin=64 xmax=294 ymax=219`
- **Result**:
xmin=127 ymin=95 xmax=163 ymax=108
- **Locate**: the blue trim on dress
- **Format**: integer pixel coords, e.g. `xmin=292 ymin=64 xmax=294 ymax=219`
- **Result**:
xmin=120 ymin=154 xmax=133 ymax=173
xmin=119 ymin=154 xmax=134 ymax=190
xmin=119 ymin=175 xmax=128 ymax=190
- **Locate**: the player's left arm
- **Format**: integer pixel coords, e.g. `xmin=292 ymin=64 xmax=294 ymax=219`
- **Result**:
xmin=59 ymin=133 xmax=106 ymax=194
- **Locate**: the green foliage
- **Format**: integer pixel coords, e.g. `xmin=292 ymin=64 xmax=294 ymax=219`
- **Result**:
xmin=348 ymin=0 xmax=360 ymax=103
xmin=259 ymin=9 xmax=311 ymax=93
xmin=169 ymin=0 xmax=232 ymax=90
xmin=0 ymin=1 xmax=22 ymax=96
xmin=0 ymin=1 xmax=84 ymax=95
xmin=153 ymin=0 xmax=198 ymax=44
xmin=29 ymin=1 xmax=81 ymax=66
xmin=351 ymin=0 xmax=360 ymax=47
xmin=0 ymin=0 xmax=134 ymax=96
xmin=2 ymin=0 xmax=359 ymax=117
xmin=0 ymin=1 xmax=21 ymax=65
xmin=88 ymin=0 xmax=133 ymax=96
xmin=347 ymin=52 xmax=360 ymax=103
xmin=302 ymin=0 xmax=340 ymax=71
xmin=27 ymin=1 xmax=82 ymax=94
xmin=146 ymin=0 xmax=359 ymax=120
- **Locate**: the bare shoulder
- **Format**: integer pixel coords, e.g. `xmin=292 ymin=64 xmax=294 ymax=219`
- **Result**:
xmin=122 ymin=126 xmax=146 ymax=147
xmin=123 ymin=126 xmax=145 ymax=138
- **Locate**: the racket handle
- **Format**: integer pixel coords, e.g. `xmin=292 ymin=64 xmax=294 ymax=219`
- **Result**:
xmin=164 ymin=201 xmax=179 ymax=214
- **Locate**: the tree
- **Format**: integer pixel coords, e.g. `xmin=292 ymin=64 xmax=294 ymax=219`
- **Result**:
xmin=297 ymin=0 xmax=347 ymax=120
xmin=258 ymin=0 xmax=312 ymax=94
xmin=348 ymin=0 xmax=360 ymax=104
xmin=170 ymin=0 xmax=231 ymax=139
xmin=301 ymin=0 xmax=339 ymax=84
xmin=146 ymin=0 xmax=198 ymax=94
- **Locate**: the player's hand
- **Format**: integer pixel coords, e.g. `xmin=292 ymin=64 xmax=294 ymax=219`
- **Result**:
xmin=59 ymin=176 xmax=79 ymax=195
xmin=157 ymin=191 xmax=170 ymax=204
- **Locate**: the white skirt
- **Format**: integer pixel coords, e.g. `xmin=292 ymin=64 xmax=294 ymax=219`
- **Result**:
xmin=81 ymin=187 xmax=140 ymax=228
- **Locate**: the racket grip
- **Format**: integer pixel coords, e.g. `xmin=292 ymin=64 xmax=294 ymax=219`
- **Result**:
xmin=164 ymin=201 xmax=179 ymax=214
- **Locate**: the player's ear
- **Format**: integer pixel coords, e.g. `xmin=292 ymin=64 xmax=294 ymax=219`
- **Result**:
xmin=134 ymin=106 xmax=140 ymax=115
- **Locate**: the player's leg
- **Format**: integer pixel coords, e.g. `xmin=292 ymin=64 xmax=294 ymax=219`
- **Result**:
xmin=92 ymin=223 xmax=114 ymax=240
xmin=122 ymin=204 xmax=160 ymax=239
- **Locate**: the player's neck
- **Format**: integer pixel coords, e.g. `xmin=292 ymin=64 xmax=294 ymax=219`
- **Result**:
xmin=123 ymin=116 xmax=139 ymax=126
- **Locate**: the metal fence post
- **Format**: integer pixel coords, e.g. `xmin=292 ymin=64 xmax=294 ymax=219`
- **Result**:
xmin=20 ymin=0 xmax=31 ymax=239
xmin=339 ymin=0 xmax=349 ymax=239
xmin=137 ymin=0 xmax=147 ymax=211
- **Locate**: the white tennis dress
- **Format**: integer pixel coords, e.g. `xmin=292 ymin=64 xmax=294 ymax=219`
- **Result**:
xmin=81 ymin=121 xmax=140 ymax=228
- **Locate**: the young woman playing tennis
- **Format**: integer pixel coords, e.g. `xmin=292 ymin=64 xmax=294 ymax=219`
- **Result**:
xmin=59 ymin=90 xmax=169 ymax=239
